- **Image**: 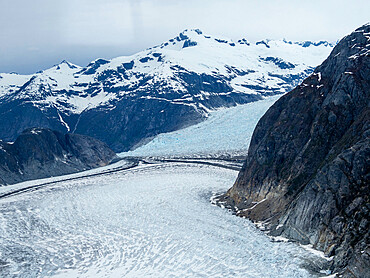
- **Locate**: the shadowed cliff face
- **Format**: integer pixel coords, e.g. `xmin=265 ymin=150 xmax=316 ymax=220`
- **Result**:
xmin=0 ymin=128 xmax=117 ymax=186
xmin=223 ymin=24 xmax=370 ymax=277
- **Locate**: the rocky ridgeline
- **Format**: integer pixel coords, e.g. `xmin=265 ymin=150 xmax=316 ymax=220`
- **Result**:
xmin=0 ymin=128 xmax=117 ymax=185
xmin=219 ymin=24 xmax=370 ymax=277
xmin=0 ymin=30 xmax=332 ymax=152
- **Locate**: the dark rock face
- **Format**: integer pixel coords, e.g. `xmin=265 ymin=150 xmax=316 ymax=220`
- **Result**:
xmin=223 ymin=24 xmax=370 ymax=277
xmin=74 ymin=97 xmax=204 ymax=152
xmin=260 ymin=56 xmax=296 ymax=69
xmin=0 ymin=128 xmax=117 ymax=186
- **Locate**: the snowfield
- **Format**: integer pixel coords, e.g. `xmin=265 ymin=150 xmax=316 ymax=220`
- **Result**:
xmin=0 ymin=162 xmax=328 ymax=277
xmin=0 ymin=29 xmax=333 ymax=115
xmin=121 ymin=95 xmax=280 ymax=157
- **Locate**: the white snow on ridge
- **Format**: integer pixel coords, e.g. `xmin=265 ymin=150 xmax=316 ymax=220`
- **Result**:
xmin=0 ymin=29 xmax=334 ymax=114
xmin=120 ymin=95 xmax=280 ymax=157
xmin=0 ymin=72 xmax=31 ymax=97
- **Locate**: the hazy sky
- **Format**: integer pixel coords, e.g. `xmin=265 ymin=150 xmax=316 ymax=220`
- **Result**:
xmin=1 ymin=0 xmax=369 ymax=74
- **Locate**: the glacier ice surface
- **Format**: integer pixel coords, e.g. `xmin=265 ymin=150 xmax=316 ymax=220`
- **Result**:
xmin=0 ymin=163 xmax=325 ymax=277
xmin=120 ymin=95 xmax=281 ymax=158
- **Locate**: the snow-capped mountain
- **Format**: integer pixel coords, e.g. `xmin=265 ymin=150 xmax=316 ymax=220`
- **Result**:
xmin=0 ymin=29 xmax=334 ymax=151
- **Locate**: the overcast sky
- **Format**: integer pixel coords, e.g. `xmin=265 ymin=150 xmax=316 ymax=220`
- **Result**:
xmin=1 ymin=0 xmax=369 ymax=74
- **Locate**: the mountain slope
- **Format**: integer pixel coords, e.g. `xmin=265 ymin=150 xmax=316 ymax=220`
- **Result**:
xmin=220 ymin=24 xmax=370 ymax=277
xmin=0 ymin=128 xmax=117 ymax=185
xmin=0 ymin=29 xmax=333 ymax=151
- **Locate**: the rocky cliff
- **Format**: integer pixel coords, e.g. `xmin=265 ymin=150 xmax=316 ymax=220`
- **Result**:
xmin=0 ymin=128 xmax=117 ymax=185
xmin=220 ymin=24 xmax=370 ymax=277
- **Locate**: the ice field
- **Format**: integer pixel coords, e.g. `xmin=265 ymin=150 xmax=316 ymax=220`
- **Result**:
xmin=0 ymin=162 xmax=328 ymax=277
xmin=121 ymin=95 xmax=281 ymax=157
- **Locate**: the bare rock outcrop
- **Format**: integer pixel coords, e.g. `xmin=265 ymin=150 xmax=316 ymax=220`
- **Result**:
xmin=221 ymin=24 xmax=370 ymax=277
xmin=0 ymin=128 xmax=117 ymax=185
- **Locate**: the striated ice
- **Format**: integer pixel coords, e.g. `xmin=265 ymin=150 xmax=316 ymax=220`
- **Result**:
xmin=121 ymin=95 xmax=280 ymax=158
xmin=0 ymin=163 xmax=325 ymax=277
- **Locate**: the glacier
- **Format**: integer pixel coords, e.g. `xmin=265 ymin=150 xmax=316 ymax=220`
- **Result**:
xmin=120 ymin=95 xmax=281 ymax=157
xmin=0 ymin=162 xmax=328 ymax=277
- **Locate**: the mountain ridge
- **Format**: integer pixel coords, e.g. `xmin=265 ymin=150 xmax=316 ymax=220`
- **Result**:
xmin=0 ymin=29 xmax=334 ymax=151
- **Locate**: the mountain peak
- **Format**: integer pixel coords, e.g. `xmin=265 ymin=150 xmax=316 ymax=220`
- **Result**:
xmin=180 ymin=28 xmax=203 ymax=35
xmin=297 ymin=40 xmax=334 ymax=48
xmin=355 ymin=22 xmax=370 ymax=32
xmin=177 ymin=28 xmax=204 ymax=41
xmin=256 ymin=38 xmax=335 ymax=48
xmin=53 ymin=60 xmax=79 ymax=70
xmin=154 ymin=29 xmax=206 ymax=50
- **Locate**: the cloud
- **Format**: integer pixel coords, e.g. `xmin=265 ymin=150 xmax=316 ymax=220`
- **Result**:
xmin=0 ymin=0 xmax=369 ymax=74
